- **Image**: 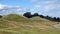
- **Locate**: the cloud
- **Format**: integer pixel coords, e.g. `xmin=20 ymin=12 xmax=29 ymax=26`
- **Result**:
xmin=0 ymin=0 xmax=60 ymax=17
xmin=30 ymin=0 xmax=60 ymax=12
xmin=29 ymin=0 xmax=60 ymax=17
xmin=0 ymin=4 xmax=8 ymax=9
xmin=0 ymin=4 xmax=28 ymax=15
xmin=0 ymin=4 xmax=36 ymax=15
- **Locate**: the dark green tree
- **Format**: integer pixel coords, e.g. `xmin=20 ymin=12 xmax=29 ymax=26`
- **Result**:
xmin=23 ymin=12 xmax=32 ymax=18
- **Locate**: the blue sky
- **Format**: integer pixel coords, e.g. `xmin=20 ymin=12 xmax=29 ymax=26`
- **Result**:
xmin=0 ymin=0 xmax=34 ymax=8
xmin=0 ymin=0 xmax=60 ymax=17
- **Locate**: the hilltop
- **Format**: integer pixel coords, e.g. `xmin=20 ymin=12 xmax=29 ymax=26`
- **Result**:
xmin=0 ymin=14 xmax=60 ymax=34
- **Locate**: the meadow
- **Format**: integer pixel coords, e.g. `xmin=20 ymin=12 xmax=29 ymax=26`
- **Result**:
xmin=0 ymin=14 xmax=60 ymax=34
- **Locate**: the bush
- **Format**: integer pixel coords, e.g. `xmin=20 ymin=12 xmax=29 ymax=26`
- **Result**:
xmin=39 ymin=15 xmax=45 ymax=18
xmin=33 ymin=13 xmax=39 ymax=16
xmin=0 ymin=15 xmax=2 ymax=18
xmin=23 ymin=12 xmax=32 ymax=18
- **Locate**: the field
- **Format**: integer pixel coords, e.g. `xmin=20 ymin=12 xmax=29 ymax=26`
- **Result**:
xmin=0 ymin=14 xmax=60 ymax=34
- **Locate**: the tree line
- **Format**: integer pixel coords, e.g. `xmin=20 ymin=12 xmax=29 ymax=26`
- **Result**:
xmin=0 ymin=12 xmax=60 ymax=22
xmin=23 ymin=12 xmax=60 ymax=22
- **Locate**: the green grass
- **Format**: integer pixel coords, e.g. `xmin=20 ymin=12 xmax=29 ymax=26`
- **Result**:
xmin=2 ymin=14 xmax=29 ymax=22
xmin=0 ymin=14 xmax=60 ymax=34
xmin=30 ymin=16 xmax=58 ymax=25
xmin=0 ymin=29 xmax=19 ymax=34
xmin=53 ymin=24 xmax=60 ymax=29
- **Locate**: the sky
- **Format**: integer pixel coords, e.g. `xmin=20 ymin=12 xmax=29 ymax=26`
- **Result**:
xmin=0 ymin=0 xmax=60 ymax=17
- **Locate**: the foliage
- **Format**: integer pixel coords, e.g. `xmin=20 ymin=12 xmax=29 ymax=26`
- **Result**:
xmin=0 ymin=15 xmax=2 ymax=18
xmin=23 ymin=12 xmax=32 ymax=18
xmin=23 ymin=12 xmax=60 ymax=22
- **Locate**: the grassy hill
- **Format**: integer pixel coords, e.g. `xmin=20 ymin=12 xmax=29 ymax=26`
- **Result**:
xmin=2 ymin=14 xmax=29 ymax=22
xmin=0 ymin=14 xmax=60 ymax=34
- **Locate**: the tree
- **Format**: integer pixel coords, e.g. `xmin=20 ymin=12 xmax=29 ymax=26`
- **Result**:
xmin=45 ymin=16 xmax=51 ymax=19
xmin=56 ymin=17 xmax=60 ymax=22
xmin=0 ymin=15 xmax=2 ymax=18
xmin=39 ymin=15 xmax=44 ymax=18
xmin=53 ymin=17 xmax=56 ymax=19
xmin=53 ymin=17 xmax=57 ymax=21
xmin=33 ymin=13 xmax=39 ymax=16
xmin=23 ymin=12 xmax=32 ymax=18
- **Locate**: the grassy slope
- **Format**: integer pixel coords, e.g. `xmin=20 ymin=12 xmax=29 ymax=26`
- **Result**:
xmin=0 ymin=14 xmax=60 ymax=34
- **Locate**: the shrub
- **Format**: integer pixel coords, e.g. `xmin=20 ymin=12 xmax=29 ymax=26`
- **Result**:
xmin=23 ymin=12 xmax=32 ymax=18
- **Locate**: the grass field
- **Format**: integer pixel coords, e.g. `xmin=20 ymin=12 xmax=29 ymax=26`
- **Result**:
xmin=0 ymin=14 xmax=60 ymax=34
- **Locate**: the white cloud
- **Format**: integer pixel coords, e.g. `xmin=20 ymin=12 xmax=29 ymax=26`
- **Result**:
xmin=0 ymin=0 xmax=60 ymax=17
xmin=0 ymin=4 xmax=8 ymax=9
xmin=0 ymin=4 xmax=28 ymax=15
xmin=0 ymin=4 xmax=13 ymax=9
xmin=29 ymin=0 xmax=60 ymax=17
xmin=0 ymin=4 xmax=3 ymax=9
xmin=30 ymin=0 xmax=60 ymax=12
